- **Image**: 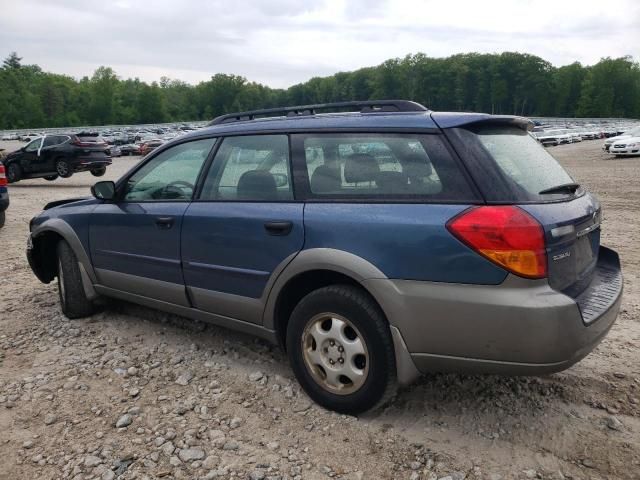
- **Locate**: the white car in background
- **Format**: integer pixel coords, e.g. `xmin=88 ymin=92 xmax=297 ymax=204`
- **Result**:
xmin=566 ymin=129 xmax=583 ymax=142
xmin=579 ymin=129 xmax=598 ymax=140
xmin=603 ymin=126 xmax=640 ymax=151
xmin=536 ymin=129 xmax=573 ymax=146
xmin=609 ymin=136 xmax=640 ymax=157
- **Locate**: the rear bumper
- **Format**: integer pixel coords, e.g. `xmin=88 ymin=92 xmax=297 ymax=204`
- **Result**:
xmin=72 ymin=158 xmax=112 ymax=172
xmin=365 ymin=246 xmax=622 ymax=375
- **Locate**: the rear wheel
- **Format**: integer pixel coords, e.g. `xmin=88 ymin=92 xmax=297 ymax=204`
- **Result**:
xmin=0 ymin=211 xmax=5 ymax=228
xmin=286 ymin=285 xmax=397 ymax=414
xmin=57 ymin=240 xmax=94 ymax=319
xmin=55 ymin=159 xmax=72 ymax=178
xmin=6 ymin=163 xmax=21 ymax=183
xmin=91 ymin=167 xmax=106 ymax=177
xmin=44 ymin=175 xmax=58 ymax=181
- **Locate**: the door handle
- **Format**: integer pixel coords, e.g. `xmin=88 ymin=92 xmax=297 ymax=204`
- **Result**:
xmin=264 ymin=221 xmax=293 ymax=236
xmin=155 ymin=216 xmax=174 ymax=229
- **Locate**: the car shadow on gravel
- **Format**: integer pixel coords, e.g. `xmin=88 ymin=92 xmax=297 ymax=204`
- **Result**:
xmin=94 ymin=298 xmax=637 ymax=433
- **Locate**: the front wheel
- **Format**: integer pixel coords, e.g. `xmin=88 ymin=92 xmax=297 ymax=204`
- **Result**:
xmin=55 ymin=159 xmax=72 ymax=178
xmin=91 ymin=167 xmax=106 ymax=177
xmin=6 ymin=163 xmax=21 ymax=183
xmin=286 ymin=285 xmax=397 ymax=414
xmin=57 ymin=240 xmax=95 ymax=319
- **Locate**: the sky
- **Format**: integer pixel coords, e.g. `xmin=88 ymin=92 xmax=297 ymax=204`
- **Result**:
xmin=1 ymin=0 xmax=639 ymax=89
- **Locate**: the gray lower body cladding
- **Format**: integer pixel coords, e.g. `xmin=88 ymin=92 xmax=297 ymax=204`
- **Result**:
xmin=365 ymin=247 xmax=622 ymax=375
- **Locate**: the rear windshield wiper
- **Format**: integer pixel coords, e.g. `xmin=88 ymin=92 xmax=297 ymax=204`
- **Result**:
xmin=538 ymin=183 xmax=581 ymax=195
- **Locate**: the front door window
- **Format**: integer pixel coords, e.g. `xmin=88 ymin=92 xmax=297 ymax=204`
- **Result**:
xmin=124 ymin=138 xmax=216 ymax=201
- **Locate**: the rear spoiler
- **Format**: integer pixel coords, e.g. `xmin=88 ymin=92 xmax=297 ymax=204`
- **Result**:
xmin=431 ymin=112 xmax=533 ymax=131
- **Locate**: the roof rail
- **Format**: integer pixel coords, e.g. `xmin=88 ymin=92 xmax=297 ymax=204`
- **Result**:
xmin=208 ymin=100 xmax=428 ymax=126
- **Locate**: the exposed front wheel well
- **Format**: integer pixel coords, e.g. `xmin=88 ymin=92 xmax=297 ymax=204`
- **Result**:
xmin=273 ymin=269 xmax=384 ymax=350
xmin=30 ymin=231 xmax=64 ymax=283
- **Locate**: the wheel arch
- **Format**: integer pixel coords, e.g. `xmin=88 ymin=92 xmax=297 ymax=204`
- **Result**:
xmin=263 ymin=248 xmax=387 ymax=333
xmin=263 ymin=248 xmax=421 ymax=386
xmin=30 ymin=219 xmax=98 ymax=292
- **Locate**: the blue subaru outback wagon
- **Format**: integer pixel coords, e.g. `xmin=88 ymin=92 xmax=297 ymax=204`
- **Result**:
xmin=27 ymin=101 xmax=623 ymax=414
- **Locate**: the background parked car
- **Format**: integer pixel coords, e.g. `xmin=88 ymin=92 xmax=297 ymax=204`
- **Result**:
xmin=109 ymin=145 xmax=122 ymax=157
xmin=120 ymin=144 xmax=142 ymax=156
xmin=609 ymin=136 xmax=640 ymax=156
xmin=603 ymin=126 xmax=640 ymax=151
xmin=139 ymin=139 xmax=164 ymax=156
xmin=3 ymin=133 xmax=112 ymax=183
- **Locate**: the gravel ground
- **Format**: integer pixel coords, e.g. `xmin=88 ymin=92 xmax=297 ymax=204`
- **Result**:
xmin=0 ymin=139 xmax=638 ymax=480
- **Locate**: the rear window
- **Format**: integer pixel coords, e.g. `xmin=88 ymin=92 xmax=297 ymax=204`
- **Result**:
xmin=294 ymin=133 xmax=478 ymax=202
xmin=77 ymin=134 xmax=105 ymax=143
xmin=454 ymin=125 xmax=577 ymax=203
xmin=476 ymin=126 xmax=574 ymax=195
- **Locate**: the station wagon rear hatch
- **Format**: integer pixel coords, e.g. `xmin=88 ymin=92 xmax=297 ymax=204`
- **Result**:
xmin=440 ymin=118 xmax=600 ymax=298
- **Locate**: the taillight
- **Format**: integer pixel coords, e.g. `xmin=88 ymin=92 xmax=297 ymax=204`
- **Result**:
xmin=0 ymin=164 xmax=7 ymax=186
xmin=446 ymin=206 xmax=547 ymax=279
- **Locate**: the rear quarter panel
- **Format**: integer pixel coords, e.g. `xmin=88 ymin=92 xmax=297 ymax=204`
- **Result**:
xmin=302 ymin=203 xmax=508 ymax=284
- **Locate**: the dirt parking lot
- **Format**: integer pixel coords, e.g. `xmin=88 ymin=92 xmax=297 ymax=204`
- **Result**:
xmin=0 ymin=140 xmax=638 ymax=480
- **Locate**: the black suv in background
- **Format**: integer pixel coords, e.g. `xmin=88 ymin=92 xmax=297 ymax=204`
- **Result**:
xmin=0 ymin=162 xmax=8 ymax=227
xmin=2 ymin=133 xmax=112 ymax=183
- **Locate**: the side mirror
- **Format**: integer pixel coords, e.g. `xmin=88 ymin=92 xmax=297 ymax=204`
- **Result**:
xmin=273 ymin=173 xmax=289 ymax=188
xmin=91 ymin=181 xmax=116 ymax=201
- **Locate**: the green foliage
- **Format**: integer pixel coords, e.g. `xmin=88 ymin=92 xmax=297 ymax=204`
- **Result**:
xmin=0 ymin=52 xmax=638 ymax=129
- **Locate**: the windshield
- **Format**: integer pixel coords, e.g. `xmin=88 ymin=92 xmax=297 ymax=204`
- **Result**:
xmin=473 ymin=126 xmax=576 ymax=201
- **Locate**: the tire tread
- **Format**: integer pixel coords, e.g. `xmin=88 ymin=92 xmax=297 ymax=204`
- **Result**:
xmin=57 ymin=240 xmax=94 ymax=319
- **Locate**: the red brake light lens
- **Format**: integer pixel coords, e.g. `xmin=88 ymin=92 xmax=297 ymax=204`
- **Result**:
xmin=0 ymin=164 xmax=7 ymax=186
xmin=446 ymin=206 xmax=547 ymax=279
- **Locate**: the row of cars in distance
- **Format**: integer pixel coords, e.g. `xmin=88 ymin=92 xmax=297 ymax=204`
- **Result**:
xmin=532 ymin=124 xmax=621 ymax=146
xmin=72 ymin=124 xmax=203 ymax=158
xmin=531 ymin=122 xmax=640 ymax=157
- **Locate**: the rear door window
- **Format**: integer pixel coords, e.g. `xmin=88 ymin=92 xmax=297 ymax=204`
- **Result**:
xmin=199 ymin=135 xmax=293 ymax=201
xmin=43 ymin=136 xmax=67 ymax=148
xmin=293 ymin=133 xmax=478 ymax=201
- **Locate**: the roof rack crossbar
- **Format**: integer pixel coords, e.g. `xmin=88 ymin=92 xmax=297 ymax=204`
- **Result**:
xmin=208 ymin=100 xmax=428 ymax=126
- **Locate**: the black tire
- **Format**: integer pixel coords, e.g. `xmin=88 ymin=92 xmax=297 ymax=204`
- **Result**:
xmin=91 ymin=167 xmax=106 ymax=177
xmin=0 ymin=211 xmax=5 ymax=228
xmin=44 ymin=175 xmax=58 ymax=181
xmin=6 ymin=163 xmax=21 ymax=183
xmin=57 ymin=240 xmax=94 ymax=319
xmin=286 ymin=284 xmax=397 ymax=415
xmin=55 ymin=159 xmax=72 ymax=178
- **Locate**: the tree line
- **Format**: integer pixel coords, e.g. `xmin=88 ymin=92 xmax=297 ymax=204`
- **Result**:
xmin=0 ymin=51 xmax=638 ymax=130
